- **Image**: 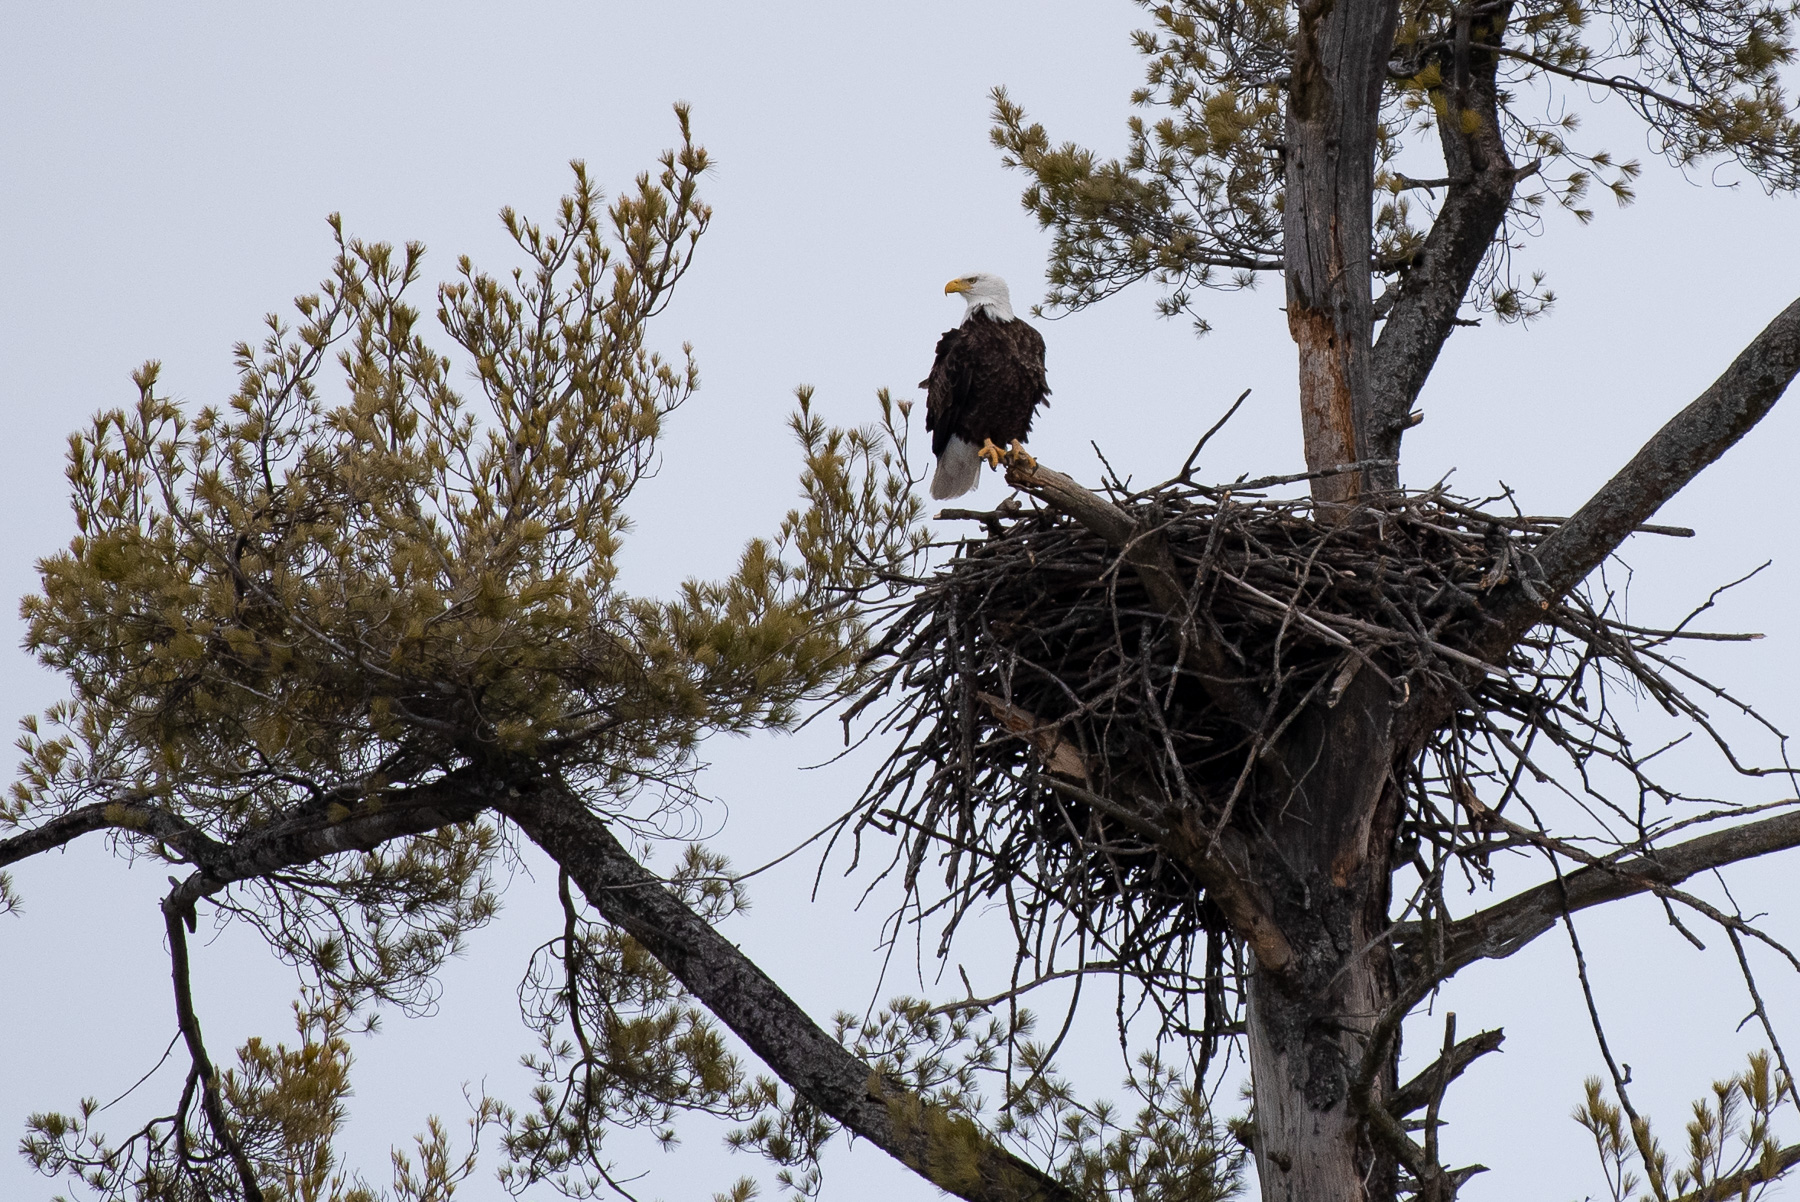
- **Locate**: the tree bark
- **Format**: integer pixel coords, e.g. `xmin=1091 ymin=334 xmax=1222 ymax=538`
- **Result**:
xmin=498 ymin=781 xmax=1077 ymax=1202
xmin=1368 ymin=5 xmax=1519 ymax=463
xmin=1262 ymin=0 xmax=1409 ymax=1192
xmin=1015 ymin=462 xmax=1410 ymax=1200
xmin=1243 ymin=670 xmax=1403 ymax=1202
xmin=1284 ymin=0 xmax=1400 ymax=505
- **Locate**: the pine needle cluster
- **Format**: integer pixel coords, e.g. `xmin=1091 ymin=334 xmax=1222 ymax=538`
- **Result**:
xmin=991 ymin=0 xmax=1799 ymax=330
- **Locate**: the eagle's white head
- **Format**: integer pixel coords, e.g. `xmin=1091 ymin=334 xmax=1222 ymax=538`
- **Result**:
xmin=944 ymin=273 xmax=1016 ymax=323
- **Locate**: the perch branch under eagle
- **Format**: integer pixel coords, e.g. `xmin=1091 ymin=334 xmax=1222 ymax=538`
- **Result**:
xmin=922 ymin=273 xmax=1050 ymax=499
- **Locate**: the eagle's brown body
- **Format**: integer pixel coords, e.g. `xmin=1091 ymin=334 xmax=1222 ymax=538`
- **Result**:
xmin=921 ymin=310 xmax=1050 ymax=498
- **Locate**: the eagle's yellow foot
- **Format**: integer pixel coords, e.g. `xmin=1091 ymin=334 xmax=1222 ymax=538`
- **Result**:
xmin=978 ymin=438 xmax=1006 ymax=470
xmin=1003 ymin=441 xmax=1037 ymax=471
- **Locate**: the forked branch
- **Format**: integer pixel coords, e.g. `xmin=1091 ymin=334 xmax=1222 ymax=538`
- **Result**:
xmin=163 ymin=896 xmax=264 ymax=1202
xmin=1387 ymin=1027 xmax=1506 ymax=1118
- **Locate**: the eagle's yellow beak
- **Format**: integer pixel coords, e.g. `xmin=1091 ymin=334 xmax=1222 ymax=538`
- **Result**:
xmin=944 ymin=278 xmax=972 ymax=295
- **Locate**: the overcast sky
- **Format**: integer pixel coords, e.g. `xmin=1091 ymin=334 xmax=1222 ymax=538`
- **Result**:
xmin=4 ymin=4 xmax=1800 ymax=1200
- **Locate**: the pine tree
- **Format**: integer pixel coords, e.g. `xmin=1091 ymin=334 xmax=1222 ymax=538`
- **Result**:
xmin=7 ymin=3 xmax=1800 ymax=1199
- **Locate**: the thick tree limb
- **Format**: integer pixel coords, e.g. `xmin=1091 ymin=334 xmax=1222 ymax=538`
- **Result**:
xmin=1369 ymin=15 xmax=1518 ymax=470
xmin=162 ymin=779 xmax=489 ymax=913
xmin=1283 ymin=0 xmax=1401 ymax=507
xmin=1533 ymin=297 xmax=1800 ymax=598
xmin=1474 ymin=296 xmax=1800 ymax=663
xmin=499 ymin=782 xmax=1076 ymax=1202
xmin=1167 ymin=824 xmax=1297 ymax=976
xmin=0 ymin=797 xmax=224 ymax=869
xmin=1398 ymin=807 xmax=1800 ymax=986
xmin=2 ymin=777 xmax=489 ymax=910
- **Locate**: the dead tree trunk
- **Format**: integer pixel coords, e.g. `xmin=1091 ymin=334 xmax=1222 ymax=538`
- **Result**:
xmin=1242 ymin=669 xmax=1402 ymax=1202
xmin=1263 ymin=1 xmax=1407 ymax=1195
xmin=1284 ymin=0 xmax=1400 ymax=504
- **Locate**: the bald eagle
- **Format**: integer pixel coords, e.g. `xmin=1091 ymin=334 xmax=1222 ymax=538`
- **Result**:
xmin=922 ymin=273 xmax=1050 ymax=500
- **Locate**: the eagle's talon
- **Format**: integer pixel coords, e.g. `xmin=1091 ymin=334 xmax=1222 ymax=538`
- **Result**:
xmin=1003 ymin=441 xmax=1037 ymax=471
xmin=978 ymin=438 xmax=1006 ymax=470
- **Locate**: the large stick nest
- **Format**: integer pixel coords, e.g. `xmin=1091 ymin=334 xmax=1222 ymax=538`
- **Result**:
xmin=844 ymin=471 xmax=1770 ymax=1051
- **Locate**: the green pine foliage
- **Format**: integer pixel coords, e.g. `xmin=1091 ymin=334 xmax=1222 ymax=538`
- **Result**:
xmin=990 ymin=0 xmax=1798 ymax=330
xmin=24 ymin=993 xmax=496 ymax=1202
xmin=8 ymin=106 xmax=922 ymax=1007
xmin=1574 ymin=1052 xmax=1797 ymax=1202
xmin=5 ymin=109 xmax=927 ymax=1200
xmin=2 ymin=94 xmax=1247 ymax=1202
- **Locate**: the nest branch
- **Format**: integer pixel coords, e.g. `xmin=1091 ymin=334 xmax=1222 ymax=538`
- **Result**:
xmin=847 ymin=454 xmax=1792 ymax=1063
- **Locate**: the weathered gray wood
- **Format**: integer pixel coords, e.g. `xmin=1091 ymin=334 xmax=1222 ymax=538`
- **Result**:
xmin=1532 ymin=295 xmax=1800 ymax=599
xmin=1284 ymin=0 xmax=1400 ymax=505
xmin=1242 ymin=665 xmax=1404 ymax=1202
xmin=1472 ymin=294 xmax=1800 ymax=666
xmin=1401 ymin=807 xmax=1800 ymax=987
xmin=1368 ymin=4 xmax=1520 ymax=475
xmin=1261 ymin=0 xmax=1414 ymax=1193
xmin=1386 ymin=1028 xmax=1506 ymax=1119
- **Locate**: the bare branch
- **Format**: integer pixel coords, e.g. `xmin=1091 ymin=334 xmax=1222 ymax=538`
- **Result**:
xmin=1527 ymin=296 xmax=1800 ymax=604
xmin=1480 ymin=44 xmax=1709 ymax=121
xmin=1386 ymin=1027 xmax=1505 ymax=1118
xmin=1369 ymin=27 xmax=1519 ymax=464
xmin=163 ymin=895 xmax=265 ymax=1202
xmin=1402 ymin=807 xmax=1800 ymax=984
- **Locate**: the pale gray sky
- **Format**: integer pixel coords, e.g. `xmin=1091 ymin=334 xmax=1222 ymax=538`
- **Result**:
xmin=4 ymin=3 xmax=1799 ymax=1200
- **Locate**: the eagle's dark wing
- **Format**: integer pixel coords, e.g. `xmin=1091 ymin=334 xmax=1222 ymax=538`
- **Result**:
xmin=997 ymin=319 xmax=1050 ymax=431
xmin=964 ymin=317 xmax=1049 ymax=448
xmin=921 ymin=316 xmax=1050 ymax=455
xmin=921 ymin=326 xmax=974 ymax=457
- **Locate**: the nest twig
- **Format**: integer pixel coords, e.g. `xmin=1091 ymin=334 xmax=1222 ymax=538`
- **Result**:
xmin=842 ymin=471 xmax=1781 ymax=1071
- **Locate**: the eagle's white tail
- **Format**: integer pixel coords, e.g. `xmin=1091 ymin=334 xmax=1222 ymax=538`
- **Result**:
xmin=930 ymin=436 xmax=982 ymax=500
